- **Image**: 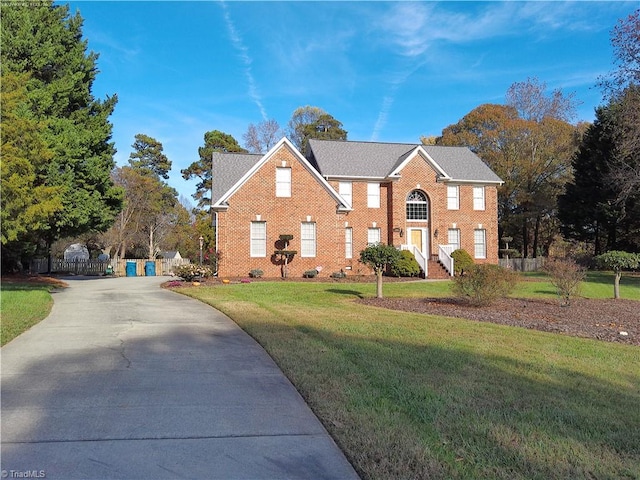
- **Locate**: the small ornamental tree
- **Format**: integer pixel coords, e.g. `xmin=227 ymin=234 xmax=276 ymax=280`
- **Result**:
xmin=543 ymin=257 xmax=586 ymax=306
xmin=274 ymin=234 xmax=297 ymax=279
xmin=594 ymin=250 xmax=640 ymax=299
xmin=359 ymin=243 xmax=401 ymax=299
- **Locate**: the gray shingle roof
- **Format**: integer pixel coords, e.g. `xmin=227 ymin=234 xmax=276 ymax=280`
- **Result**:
xmin=308 ymin=139 xmax=417 ymax=178
xmin=307 ymin=139 xmax=503 ymax=183
xmin=212 ymin=152 xmax=262 ymax=204
xmin=211 ymin=139 xmax=503 ymax=205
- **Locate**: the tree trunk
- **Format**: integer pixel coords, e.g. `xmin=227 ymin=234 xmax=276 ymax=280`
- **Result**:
xmin=522 ymin=219 xmax=529 ymax=258
xmin=148 ymin=225 xmax=154 ymax=260
xmin=532 ymin=216 xmax=540 ymax=258
xmin=376 ymin=270 xmax=383 ymax=299
xmin=614 ymin=271 xmax=621 ymax=299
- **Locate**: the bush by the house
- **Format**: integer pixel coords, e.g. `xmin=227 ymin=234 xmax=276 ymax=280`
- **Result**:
xmin=544 ymin=257 xmax=586 ymax=306
xmin=173 ymin=264 xmax=213 ymax=281
xmin=451 ymin=249 xmax=474 ymax=275
xmin=249 ymin=269 xmax=264 ymax=278
xmin=303 ymin=269 xmax=318 ymax=278
xmin=330 ymin=271 xmax=347 ymax=279
xmin=451 ymin=264 xmax=518 ymax=306
xmin=390 ymin=250 xmax=421 ymax=277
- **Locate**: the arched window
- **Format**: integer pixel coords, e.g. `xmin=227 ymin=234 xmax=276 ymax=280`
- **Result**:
xmin=406 ymin=190 xmax=428 ymax=221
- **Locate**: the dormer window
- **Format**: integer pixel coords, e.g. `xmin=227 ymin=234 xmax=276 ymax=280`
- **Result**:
xmin=276 ymin=167 xmax=291 ymax=197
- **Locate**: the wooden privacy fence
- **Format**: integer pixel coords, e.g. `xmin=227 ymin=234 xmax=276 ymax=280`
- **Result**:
xmin=30 ymin=258 xmax=191 ymax=276
xmin=499 ymin=257 xmax=545 ymax=272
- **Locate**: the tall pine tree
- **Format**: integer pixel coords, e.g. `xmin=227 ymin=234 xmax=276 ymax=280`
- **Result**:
xmin=1 ymin=2 xmax=123 ymax=270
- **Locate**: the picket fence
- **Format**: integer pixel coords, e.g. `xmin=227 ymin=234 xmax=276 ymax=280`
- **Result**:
xmin=499 ymin=257 xmax=545 ymax=272
xmin=30 ymin=258 xmax=191 ymax=276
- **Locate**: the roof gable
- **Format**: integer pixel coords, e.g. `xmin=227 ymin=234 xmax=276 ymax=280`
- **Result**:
xmin=212 ymin=137 xmax=351 ymax=211
xmin=307 ymin=139 xmax=503 ymax=184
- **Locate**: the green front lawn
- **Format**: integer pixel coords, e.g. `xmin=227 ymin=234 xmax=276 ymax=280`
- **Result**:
xmin=1 ymin=283 xmax=55 ymax=346
xmin=177 ymin=278 xmax=640 ymax=480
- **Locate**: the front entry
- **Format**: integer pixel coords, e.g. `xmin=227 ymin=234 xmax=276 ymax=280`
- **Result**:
xmin=408 ymin=227 xmax=429 ymax=256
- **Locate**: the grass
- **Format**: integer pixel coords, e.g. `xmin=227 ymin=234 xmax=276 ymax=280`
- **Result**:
xmin=0 ymin=282 xmax=56 ymax=346
xmin=517 ymin=271 xmax=640 ymax=300
xmin=177 ymin=277 xmax=640 ymax=480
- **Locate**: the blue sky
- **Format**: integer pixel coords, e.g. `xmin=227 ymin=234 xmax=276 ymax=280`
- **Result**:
xmin=62 ymin=1 xmax=635 ymax=205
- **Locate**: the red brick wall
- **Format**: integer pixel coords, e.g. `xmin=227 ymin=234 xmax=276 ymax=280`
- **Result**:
xmin=216 ymin=144 xmax=349 ymax=278
xmin=215 ymin=146 xmax=500 ymax=278
xmin=389 ymin=153 xmax=499 ymax=263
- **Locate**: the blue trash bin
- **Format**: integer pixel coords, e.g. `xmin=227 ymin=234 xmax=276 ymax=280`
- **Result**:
xmin=126 ymin=261 xmax=137 ymax=277
xmin=145 ymin=261 xmax=156 ymax=276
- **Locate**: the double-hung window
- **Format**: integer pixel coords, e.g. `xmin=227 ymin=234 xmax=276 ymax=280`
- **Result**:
xmin=447 ymin=185 xmax=459 ymax=210
xmin=345 ymin=227 xmax=353 ymax=259
xmin=474 ymin=229 xmax=486 ymax=259
xmin=367 ymin=227 xmax=381 ymax=245
xmin=339 ymin=181 xmax=352 ymax=208
xmin=276 ymin=167 xmax=291 ymax=197
xmin=473 ymin=186 xmax=485 ymax=210
xmin=301 ymin=222 xmax=316 ymax=257
xmin=250 ymin=221 xmax=267 ymax=257
xmin=448 ymin=228 xmax=460 ymax=251
xmin=367 ymin=182 xmax=380 ymax=208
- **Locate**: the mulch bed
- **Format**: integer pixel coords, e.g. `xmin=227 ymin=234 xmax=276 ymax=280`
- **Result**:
xmin=359 ymin=296 xmax=640 ymax=346
xmin=1 ymin=274 xmax=69 ymax=288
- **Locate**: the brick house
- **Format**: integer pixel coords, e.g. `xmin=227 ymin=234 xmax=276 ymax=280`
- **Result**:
xmin=211 ymin=137 xmax=503 ymax=278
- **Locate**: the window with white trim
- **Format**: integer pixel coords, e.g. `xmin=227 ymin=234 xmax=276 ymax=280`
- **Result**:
xmin=250 ymin=221 xmax=266 ymax=257
xmin=473 ymin=186 xmax=485 ymax=210
xmin=447 ymin=185 xmax=459 ymax=210
xmin=367 ymin=182 xmax=380 ymax=208
xmin=276 ymin=167 xmax=291 ymax=197
xmin=345 ymin=227 xmax=353 ymax=259
xmin=300 ymin=222 xmax=316 ymax=257
xmin=367 ymin=227 xmax=381 ymax=245
xmin=448 ymin=228 xmax=460 ymax=250
xmin=474 ymin=229 xmax=486 ymax=259
xmin=339 ymin=181 xmax=352 ymax=207
xmin=406 ymin=190 xmax=428 ymax=221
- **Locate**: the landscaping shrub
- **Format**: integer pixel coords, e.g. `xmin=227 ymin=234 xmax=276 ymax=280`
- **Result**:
xmin=173 ymin=264 xmax=213 ymax=281
xmin=303 ymin=269 xmax=318 ymax=278
xmin=451 ymin=249 xmax=474 ymax=275
xmin=544 ymin=257 xmax=586 ymax=306
xmin=451 ymin=264 xmax=518 ymax=306
xmin=390 ymin=250 xmax=421 ymax=277
xmin=330 ymin=271 xmax=347 ymax=279
xmin=249 ymin=269 xmax=264 ymax=278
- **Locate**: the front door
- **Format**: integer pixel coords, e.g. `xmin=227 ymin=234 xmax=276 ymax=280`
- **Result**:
xmin=408 ymin=228 xmax=429 ymax=256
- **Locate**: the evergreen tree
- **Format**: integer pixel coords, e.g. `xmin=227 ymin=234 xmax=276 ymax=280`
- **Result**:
xmin=559 ymin=97 xmax=640 ymax=254
xmin=1 ymin=2 xmax=123 ymax=270
xmin=181 ymin=130 xmax=246 ymax=208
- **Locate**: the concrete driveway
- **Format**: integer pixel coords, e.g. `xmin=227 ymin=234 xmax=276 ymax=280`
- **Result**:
xmin=1 ymin=276 xmax=359 ymax=480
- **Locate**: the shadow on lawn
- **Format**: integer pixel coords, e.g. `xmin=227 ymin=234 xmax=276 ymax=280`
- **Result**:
xmin=3 ymin=291 xmax=639 ymax=480
xmin=240 ymin=319 xmax=640 ymax=480
xmin=324 ymin=288 xmax=365 ymax=298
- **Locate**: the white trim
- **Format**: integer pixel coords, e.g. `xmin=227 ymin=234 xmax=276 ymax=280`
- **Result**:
xmin=389 ymin=147 xmax=450 ymax=179
xmin=212 ymin=137 xmax=352 ymax=212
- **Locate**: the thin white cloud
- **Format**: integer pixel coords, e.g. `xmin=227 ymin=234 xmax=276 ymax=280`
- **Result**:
xmin=369 ymin=1 xmax=610 ymax=139
xmin=219 ymin=1 xmax=268 ymax=121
